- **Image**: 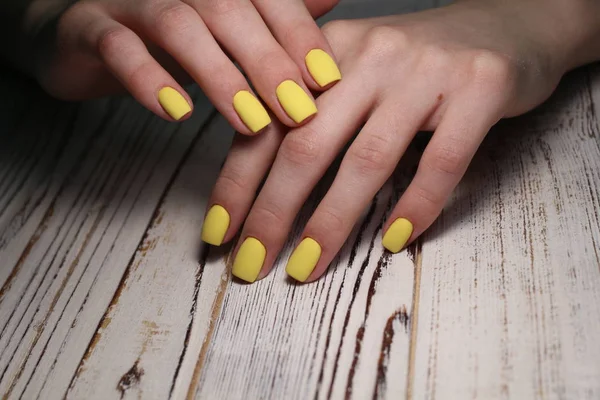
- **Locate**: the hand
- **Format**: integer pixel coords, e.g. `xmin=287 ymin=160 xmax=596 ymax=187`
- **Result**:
xmin=202 ymin=0 xmax=600 ymax=282
xmin=29 ymin=0 xmax=341 ymax=133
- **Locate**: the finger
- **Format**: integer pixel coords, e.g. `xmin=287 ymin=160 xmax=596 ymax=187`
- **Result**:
xmin=191 ymin=0 xmax=317 ymax=127
xmin=118 ymin=0 xmax=270 ymax=135
xmin=201 ymin=122 xmax=286 ymax=246
xmin=252 ymin=0 xmax=342 ymax=90
xmin=229 ymin=74 xmax=376 ymax=283
xmin=77 ymin=9 xmax=192 ymax=121
xmin=285 ymin=92 xmax=439 ymax=282
xmin=303 ymin=0 xmax=340 ymax=18
xmin=381 ymin=93 xmax=504 ymax=253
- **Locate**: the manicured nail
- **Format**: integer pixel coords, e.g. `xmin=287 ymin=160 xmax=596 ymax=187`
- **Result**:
xmin=275 ymin=80 xmax=317 ymax=123
xmin=382 ymin=218 xmax=414 ymax=253
xmin=158 ymin=87 xmax=191 ymax=120
xmin=305 ymin=49 xmax=341 ymax=88
xmin=233 ymin=90 xmax=271 ymax=133
xmin=201 ymin=205 xmax=230 ymax=246
xmin=232 ymin=237 xmax=266 ymax=283
xmin=286 ymin=237 xmax=322 ymax=282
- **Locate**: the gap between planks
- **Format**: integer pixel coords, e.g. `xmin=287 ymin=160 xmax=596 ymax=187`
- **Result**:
xmin=406 ymin=240 xmax=423 ymax=400
xmin=67 ymin=109 xmax=220 ymax=390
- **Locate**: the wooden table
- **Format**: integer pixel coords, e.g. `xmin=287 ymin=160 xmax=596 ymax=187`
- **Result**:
xmin=1 ymin=2 xmax=600 ymax=399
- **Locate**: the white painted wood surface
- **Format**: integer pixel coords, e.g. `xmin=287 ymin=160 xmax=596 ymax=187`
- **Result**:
xmin=1 ymin=1 xmax=599 ymax=399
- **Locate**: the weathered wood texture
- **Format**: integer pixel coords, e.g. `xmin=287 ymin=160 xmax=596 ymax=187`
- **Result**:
xmin=1 ymin=1 xmax=599 ymax=399
xmin=413 ymin=67 xmax=600 ymax=399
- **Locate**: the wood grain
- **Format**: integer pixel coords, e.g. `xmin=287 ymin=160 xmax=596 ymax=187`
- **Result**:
xmin=0 ymin=81 xmax=215 ymax=398
xmin=412 ymin=68 xmax=600 ymax=399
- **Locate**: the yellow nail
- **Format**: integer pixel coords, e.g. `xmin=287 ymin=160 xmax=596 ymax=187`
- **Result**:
xmin=158 ymin=87 xmax=191 ymax=120
xmin=232 ymin=237 xmax=266 ymax=283
xmin=286 ymin=237 xmax=322 ymax=282
xmin=275 ymin=80 xmax=317 ymax=123
xmin=201 ymin=205 xmax=230 ymax=246
xmin=382 ymin=218 xmax=413 ymax=253
xmin=305 ymin=49 xmax=341 ymax=88
xmin=233 ymin=91 xmax=271 ymax=133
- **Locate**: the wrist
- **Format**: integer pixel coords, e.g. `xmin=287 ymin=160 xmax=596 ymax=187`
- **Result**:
xmin=457 ymin=0 xmax=600 ymax=74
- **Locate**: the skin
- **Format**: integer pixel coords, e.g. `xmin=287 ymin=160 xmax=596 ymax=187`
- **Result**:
xmin=1 ymin=0 xmax=340 ymax=131
xmin=207 ymin=0 xmax=600 ymax=282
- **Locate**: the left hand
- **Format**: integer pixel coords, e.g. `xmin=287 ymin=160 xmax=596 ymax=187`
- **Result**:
xmin=202 ymin=0 xmax=580 ymax=283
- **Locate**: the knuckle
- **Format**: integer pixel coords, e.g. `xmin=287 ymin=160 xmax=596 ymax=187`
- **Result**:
xmin=202 ymin=0 xmax=242 ymax=16
xmin=152 ymin=2 xmax=193 ymax=35
xmin=359 ymin=25 xmax=407 ymax=64
xmin=279 ymin=130 xmax=321 ymax=167
xmin=347 ymin=134 xmax=394 ymax=174
xmin=248 ymin=201 xmax=286 ymax=230
xmin=216 ymin=165 xmax=249 ymax=196
xmin=422 ymin=144 xmax=466 ymax=177
xmin=96 ymin=26 xmax=130 ymax=56
xmin=413 ymin=182 xmax=445 ymax=209
xmin=471 ymin=50 xmax=516 ymax=89
xmin=254 ymin=49 xmax=296 ymax=76
xmin=125 ymin=61 xmax=157 ymax=89
xmin=312 ymin=206 xmax=346 ymax=237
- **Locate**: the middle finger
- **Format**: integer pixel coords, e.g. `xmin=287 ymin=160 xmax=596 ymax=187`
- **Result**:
xmin=230 ymin=73 xmax=374 ymax=283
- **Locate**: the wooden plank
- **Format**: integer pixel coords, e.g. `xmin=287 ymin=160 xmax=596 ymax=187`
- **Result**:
xmin=0 ymin=86 xmax=215 ymax=399
xmin=66 ymin=116 xmax=232 ymax=400
xmin=411 ymin=69 xmax=600 ymax=399
xmin=192 ymin=158 xmax=417 ymax=400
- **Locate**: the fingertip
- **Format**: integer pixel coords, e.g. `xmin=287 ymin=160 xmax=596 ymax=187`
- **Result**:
xmin=233 ymin=90 xmax=272 ymax=134
xmin=382 ymin=217 xmax=414 ymax=253
xmin=275 ymin=80 xmax=318 ymax=124
xmin=305 ymin=49 xmax=342 ymax=89
xmin=286 ymin=237 xmax=322 ymax=282
xmin=157 ymin=87 xmax=192 ymax=121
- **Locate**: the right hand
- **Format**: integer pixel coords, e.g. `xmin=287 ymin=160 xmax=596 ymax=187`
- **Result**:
xmin=34 ymin=0 xmax=341 ymax=133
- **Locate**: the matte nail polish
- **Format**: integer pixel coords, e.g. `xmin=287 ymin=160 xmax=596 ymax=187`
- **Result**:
xmin=158 ymin=87 xmax=191 ymax=120
xmin=275 ymin=80 xmax=317 ymax=123
xmin=232 ymin=237 xmax=266 ymax=283
xmin=201 ymin=205 xmax=230 ymax=246
xmin=286 ymin=237 xmax=322 ymax=282
xmin=305 ymin=49 xmax=342 ymax=87
xmin=233 ymin=91 xmax=271 ymax=133
xmin=382 ymin=218 xmax=413 ymax=253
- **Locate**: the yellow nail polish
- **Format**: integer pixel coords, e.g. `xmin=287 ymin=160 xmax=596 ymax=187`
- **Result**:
xmin=201 ymin=205 xmax=230 ymax=246
xmin=233 ymin=91 xmax=271 ymax=133
xmin=286 ymin=237 xmax=321 ymax=282
xmin=382 ymin=218 xmax=413 ymax=253
xmin=232 ymin=237 xmax=266 ymax=283
xmin=305 ymin=49 xmax=341 ymax=88
xmin=275 ymin=80 xmax=317 ymax=123
xmin=158 ymin=87 xmax=191 ymax=120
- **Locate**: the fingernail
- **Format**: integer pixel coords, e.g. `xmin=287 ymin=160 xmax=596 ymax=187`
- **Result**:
xmin=233 ymin=90 xmax=271 ymax=133
xmin=201 ymin=205 xmax=230 ymax=246
xmin=158 ymin=87 xmax=191 ymax=120
xmin=382 ymin=218 xmax=414 ymax=253
xmin=232 ymin=237 xmax=266 ymax=283
xmin=286 ymin=237 xmax=322 ymax=282
xmin=305 ymin=49 xmax=341 ymax=87
xmin=275 ymin=80 xmax=317 ymax=123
